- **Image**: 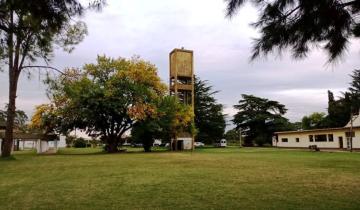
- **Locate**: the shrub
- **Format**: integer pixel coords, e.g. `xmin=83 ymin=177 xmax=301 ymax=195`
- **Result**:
xmin=73 ymin=137 xmax=87 ymax=148
xmin=65 ymin=135 xmax=76 ymax=148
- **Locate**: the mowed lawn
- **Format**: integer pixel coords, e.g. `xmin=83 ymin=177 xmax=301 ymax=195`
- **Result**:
xmin=1 ymin=148 xmax=360 ymax=210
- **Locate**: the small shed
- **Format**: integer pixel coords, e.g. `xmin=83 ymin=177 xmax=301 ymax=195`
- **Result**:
xmin=0 ymin=130 xmax=59 ymax=154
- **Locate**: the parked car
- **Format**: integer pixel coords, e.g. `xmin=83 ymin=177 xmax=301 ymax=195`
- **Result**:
xmin=194 ymin=142 xmax=205 ymax=147
xmin=122 ymin=142 xmax=131 ymax=146
xmin=214 ymin=139 xmax=227 ymax=147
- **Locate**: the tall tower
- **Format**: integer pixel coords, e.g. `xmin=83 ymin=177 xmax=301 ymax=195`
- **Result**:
xmin=169 ymin=48 xmax=194 ymax=150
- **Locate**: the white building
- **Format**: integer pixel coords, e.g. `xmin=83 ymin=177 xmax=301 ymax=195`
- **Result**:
xmin=273 ymin=115 xmax=360 ymax=150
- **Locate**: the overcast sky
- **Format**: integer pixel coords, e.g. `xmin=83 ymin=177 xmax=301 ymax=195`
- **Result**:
xmin=1 ymin=0 xmax=359 ymax=128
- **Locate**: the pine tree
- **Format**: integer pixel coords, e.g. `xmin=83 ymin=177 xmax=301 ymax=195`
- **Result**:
xmin=225 ymin=0 xmax=360 ymax=62
xmin=194 ymin=76 xmax=226 ymax=144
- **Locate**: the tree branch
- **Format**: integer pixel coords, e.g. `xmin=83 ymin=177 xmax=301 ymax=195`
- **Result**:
xmin=339 ymin=0 xmax=360 ymax=8
xmin=21 ymin=65 xmax=64 ymax=75
xmin=18 ymin=32 xmax=33 ymax=69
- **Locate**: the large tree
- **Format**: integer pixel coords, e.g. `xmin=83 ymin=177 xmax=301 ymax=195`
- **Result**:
xmin=194 ymin=76 xmax=226 ymax=144
xmin=225 ymin=0 xmax=360 ymax=62
xmin=233 ymin=94 xmax=291 ymax=146
xmin=47 ymin=56 xmax=167 ymax=153
xmin=0 ymin=0 xmax=103 ymax=157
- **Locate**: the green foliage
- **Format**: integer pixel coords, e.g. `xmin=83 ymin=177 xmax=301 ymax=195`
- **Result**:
xmin=224 ymin=128 xmax=240 ymax=144
xmin=73 ymin=137 xmax=87 ymax=148
xmin=348 ymin=69 xmax=360 ymax=112
xmin=131 ymin=120 xmax=158 ymax=152
xmin=29 ymin=104 xmax=60 ymax=134
xmin=323 ymin=70 xmax=360 ymax=128
xmin=226 ymin=0 xmax=360 ymax=62
xmin=301 ymin=112 xmax=327 ymax=130
xmin=131 ymin=96 xmax=195 ymax=152
xmin=327 ymin=92 xmax=352 ymax=127
xmin=296 ymin=71 xmax=360 ymax=130
xmin=233 ymin=94 xmax=291 ymax=146
xmin=65 ymin=135 xmax=76 ymax=148
xmin=46 ymin=56 xmax=166 ymax=153
xmin=194 ymin=76 xmax=226 ymax=144
xmin=290 ymin=121 xmax=302 ymax=130
xmin=0 ymin=105 xmax=28 ymax=131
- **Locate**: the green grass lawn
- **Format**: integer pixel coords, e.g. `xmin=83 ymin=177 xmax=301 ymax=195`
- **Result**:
xmin=1 ymin=147 xmax=360 ymax=210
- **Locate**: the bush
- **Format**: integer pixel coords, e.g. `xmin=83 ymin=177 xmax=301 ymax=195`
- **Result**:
xmin=65 ymin=135 xmax=76 ymax=148
xmin=73 ymin=137 xmax=87 ymax=148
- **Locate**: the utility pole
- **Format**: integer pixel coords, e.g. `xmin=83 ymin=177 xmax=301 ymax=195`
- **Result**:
xmin=239 ymin=128 xmax=242 ymax=148
xmin=350 ymin=111 xmax=353 ymax=152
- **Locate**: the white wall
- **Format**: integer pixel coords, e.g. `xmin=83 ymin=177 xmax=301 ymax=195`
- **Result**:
xmin=19 ymin=141 xmax=36 ymax=150
xmin=179 ymin=138 xmax=193 ymax=150
xmin=274 ymin=129 xmax=360 ymax=149
xmin=36 ymin=140 xmax=49 ymax=154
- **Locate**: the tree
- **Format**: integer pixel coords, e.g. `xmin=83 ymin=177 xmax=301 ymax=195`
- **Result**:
xmin=225 ymin=0 xmax=360 ymax=62
xmin=47 ymin=56 xmax=167 ymax=153
xmin=131 ymin=96 xmax=196 ymax=152
xmin=0 ymin=105 xmax=28 ymax=151
xmin=324 ymin=69 xmax=360 ymax=128
xmin=324 ymin=90 xmax=351 ymax=127
xmin=194 ymin=76 xmax=226 ymax=144
xmin=131 ymin=119 xmax=159 ymax=152
xmin=301 ymin=112 xmax=327 ymax=130
xmin=29 ymin=104 xmax=58 ymax=134
xmin=348 ymin=69 xmax=360 ymax=112
xmin=0 ymin=0 xmax=104 ymax=157
xmin=232 ymin=94 xmax=290 ymax=146
xmin=0 ymin=105 xmax=28 ymax=132
xmin=224 ymin=128 xmax=240 ymax=144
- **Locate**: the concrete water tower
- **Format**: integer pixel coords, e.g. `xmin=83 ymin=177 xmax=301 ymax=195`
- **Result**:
xmin=169 ymin=48 xmax=194 ymax=150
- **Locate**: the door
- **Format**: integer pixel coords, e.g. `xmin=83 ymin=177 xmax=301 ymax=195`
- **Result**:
xmin=339 ymin=137 xmax=343 ymax=149
xmin=177 ymin=140 xmax=184 ymax=150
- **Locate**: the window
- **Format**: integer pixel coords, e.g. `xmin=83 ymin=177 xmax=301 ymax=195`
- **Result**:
xmin=281 ymin=138 xmax=288 ymax=142
xmin=328 ymin=134 xmax=333 ymax=142
xmin=315 ymin=134 xmax=327 ymax=142
xmin=309 ymin=135 xmax=314 ymax=142
xmin=296 ymin=138 xmax=300 ymax=143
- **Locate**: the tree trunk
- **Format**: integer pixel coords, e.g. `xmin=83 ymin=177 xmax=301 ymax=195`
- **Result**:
xmin=144 ymin=145 xmax=152 ymax=152
xmin=2 ymin=68 xmax=19 ymax=157
xmin=2 ymin=9 xmax=16 ymax=158
xmin=143 ymin=133 xmax=153 ymax=152
xmin=105 ymin=137 xmax=119 ymax=153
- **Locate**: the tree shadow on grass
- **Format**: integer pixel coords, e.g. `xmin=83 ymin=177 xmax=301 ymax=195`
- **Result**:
xmin=0 ymin=155 xmax=16 ymax=161
xmin=55 ymin=147 xmax=175 ymax=156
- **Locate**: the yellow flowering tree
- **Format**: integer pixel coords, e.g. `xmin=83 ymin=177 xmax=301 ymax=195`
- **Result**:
xmin=46 ymin=55 xmax=166 ymax=153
